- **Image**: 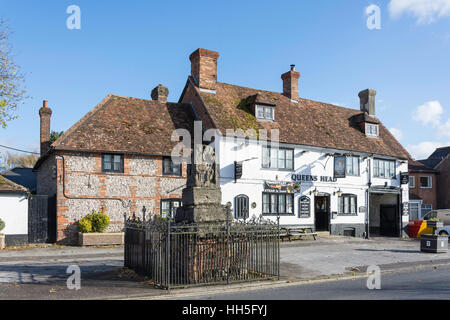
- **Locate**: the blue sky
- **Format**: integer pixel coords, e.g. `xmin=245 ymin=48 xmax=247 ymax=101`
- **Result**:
xmin=0 ymin=0 xmax=449 ymax=160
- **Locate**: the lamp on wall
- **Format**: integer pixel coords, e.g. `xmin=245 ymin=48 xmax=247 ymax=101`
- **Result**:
xmin=333 ymin=188 xmax=343 ymax=197
xmin=310 ymin=188 xmax=319 ymax=196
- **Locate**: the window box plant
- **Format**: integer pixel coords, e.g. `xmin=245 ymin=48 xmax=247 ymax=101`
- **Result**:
xmin=77 ymin=208 xmax=124 ymax=246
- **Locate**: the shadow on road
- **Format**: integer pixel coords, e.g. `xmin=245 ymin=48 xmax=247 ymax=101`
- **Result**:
xmin=354 ymin=249 xmax=420 ymax=254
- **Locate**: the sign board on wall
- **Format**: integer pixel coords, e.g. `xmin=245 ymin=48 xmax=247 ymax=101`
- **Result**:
xmin=264 ymin=182 xmax=301 ymax=194
xmin=299 ymin=196 xmax=311 ymax=218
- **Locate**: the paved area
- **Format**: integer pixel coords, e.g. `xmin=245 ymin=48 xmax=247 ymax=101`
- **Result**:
xmin=0 ymin=236 xmax=449 ymax=299
xmin=176 ymin=264 xmax=450 ymax=300
xmin=280 ymin=236 xmax=450 ymax=280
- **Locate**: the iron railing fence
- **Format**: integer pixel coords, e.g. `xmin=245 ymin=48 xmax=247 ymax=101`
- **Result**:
xmin=124 ymin=216 xmax=280 ymax=290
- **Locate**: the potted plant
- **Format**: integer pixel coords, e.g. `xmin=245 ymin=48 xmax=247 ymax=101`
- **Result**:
xmin=78 ymin=208 xmax=124 ymax=246
xmin=0 ymin=219 xmax=5 ymax=249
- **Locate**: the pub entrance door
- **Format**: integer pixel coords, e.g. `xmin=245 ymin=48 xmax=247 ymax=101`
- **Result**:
xmin=315 ymin=195 xmax=330 ymax=231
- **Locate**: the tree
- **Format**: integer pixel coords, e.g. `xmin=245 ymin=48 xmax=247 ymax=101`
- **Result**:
xmin=0 ymin=151 xmax=39 ymax=169
xmin=50 ymin=131 xmax=64 ymax=143
xmin=0 ymin=19 xmax=27 ymax=128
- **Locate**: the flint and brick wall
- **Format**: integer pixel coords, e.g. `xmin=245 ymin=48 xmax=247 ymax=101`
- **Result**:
xmin=37 ymin=151 xmax=187 ymax=244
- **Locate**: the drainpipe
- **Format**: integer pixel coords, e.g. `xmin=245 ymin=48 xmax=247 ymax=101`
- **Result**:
xmin=56 ymin=155 xmax=132 ymax=209
xmin=366 ymin=158 xmax=372 ymax=239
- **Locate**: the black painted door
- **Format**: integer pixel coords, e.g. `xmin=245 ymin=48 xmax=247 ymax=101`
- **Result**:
xmin=380 ymin=205 xmax=398 ymax=237
xmin=315 ymin=196 xmax=330 ymax=231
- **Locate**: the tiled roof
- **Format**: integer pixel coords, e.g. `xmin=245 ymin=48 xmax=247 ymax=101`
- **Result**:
xmin=51 ymin=94 xmax=195 ymax=155
xmin=190 ymin=80 xmax=411 ymax=159
xmin=0 ymin=175 xmax=29 ymax=193
xmin=408 ymin=160 xmax=439 ymax=173
xmin=0 ymin=167 xmax=36 ymax=193
xmin=418 ymin=146 xmax=450 ymax=168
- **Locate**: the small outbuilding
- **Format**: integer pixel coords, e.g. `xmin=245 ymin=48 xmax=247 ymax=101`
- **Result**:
xmin=0 ymin=175 xmax=29 ymax=246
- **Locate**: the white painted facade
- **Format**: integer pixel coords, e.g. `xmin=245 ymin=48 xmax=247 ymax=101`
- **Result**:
xmin=215 ymin=134 xmax=409 ymax=237
xmin=0 ymin=194 xmax=28 ymax=236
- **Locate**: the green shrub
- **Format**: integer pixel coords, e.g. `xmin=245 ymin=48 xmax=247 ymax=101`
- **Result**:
xmin=79 ymin=208 xmax=110 ymax=233
xmin=89 ymin=209 xmax=110 ymax=233
xmin=78 ymin=217 xmax=92 ymax=233
xmin=0 ymin=219 xmax=5 ymax=233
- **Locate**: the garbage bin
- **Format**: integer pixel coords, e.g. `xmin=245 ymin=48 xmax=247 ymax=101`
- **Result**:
xmin=420 ymin=234 xmax=449 ymax=253
xmin=420 ymin=220 xmax=448 ymax=253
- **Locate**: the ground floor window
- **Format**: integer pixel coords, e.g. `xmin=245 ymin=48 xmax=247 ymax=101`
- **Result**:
xmin=409 ymin=202 xmax=420 ymax=220
xmin=421 ymin=204 xmax=432 ymax=217
xmin=262 ymin=193 xmax=294 ymax=215
xmin=234 ymin=195 xmax=249 ymax=220
xmin=161 ymin=199 xmax=182 ymax=218
xmin=338 ymin=194 xmax=357 ymax=215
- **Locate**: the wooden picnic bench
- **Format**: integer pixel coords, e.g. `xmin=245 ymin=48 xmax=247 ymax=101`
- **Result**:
xmin=280 ymin=226 xmax=317 ymax=241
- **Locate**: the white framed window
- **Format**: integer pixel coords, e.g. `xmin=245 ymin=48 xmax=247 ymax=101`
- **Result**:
xmin=346 ymin=156 xmax=360 ymax=176
xmin=256 ymin=105 xmax=275 ymax=121
xmin=373 ymin=159 xmax=396 ymax=178
xmin=365 ymin=123 xmax=379 ymax=137
xmin=262 ymin=193 xmax=294 ymax=215
xmin=409 ymin=176 xmax=415 ymax=188
xmin=262 ymin=147 xmax=294 ymax=170
xmin=338 ymin=194 xmax=357 ymax=215
xmin=419 ymin=176 xmax=432 ymax=189
xmin=409 ymin=202 xmax=420 ymax=220
xmin=421 ymin=204 xmax=433 ymax=217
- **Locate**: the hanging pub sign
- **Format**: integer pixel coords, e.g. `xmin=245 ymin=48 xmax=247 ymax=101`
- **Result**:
xmin=299 ymin=196 xmax=311 ymax=218
xmin=400 ymin=173 xmax=409 ymax=185
xmin=334 ymin=156 xmax=346 ymax=179
xmin=264 ymin=181 xmax=301 ymax=194
xmin=234 ymin=161 xmax=243 ymax=182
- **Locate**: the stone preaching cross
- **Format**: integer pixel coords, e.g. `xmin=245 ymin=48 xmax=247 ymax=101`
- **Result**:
xmin=175 ymin=144 xmax=231 ymax=223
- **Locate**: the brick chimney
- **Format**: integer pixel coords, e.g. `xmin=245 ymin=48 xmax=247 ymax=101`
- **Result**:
xmin=189 ymin=48 xmax=220 ymax=91
xmin=358 ymin=89 xmax=376 ymax=116
xmin=281 ymin=65 xmax=300 ymax=101
xmin=151 ymin=84 xmax=169 ymax=103
xmin=39 ymin=100 xmax=52 ymax=155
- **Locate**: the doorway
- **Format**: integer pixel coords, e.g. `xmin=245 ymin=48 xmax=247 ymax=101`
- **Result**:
xmin=315 ymin=196 xmax=330 ymax=231
xmin=380 ymin=205 xmax=398 ymax=236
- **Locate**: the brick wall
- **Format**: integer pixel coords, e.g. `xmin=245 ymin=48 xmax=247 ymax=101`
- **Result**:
xmin=409 ymin=172 xmax=438 ymax=210
xmin=38 ymin=151 xmax=187 ymax=244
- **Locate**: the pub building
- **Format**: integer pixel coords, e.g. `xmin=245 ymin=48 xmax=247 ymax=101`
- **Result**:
xmin=179 ymin=48 xmax=411 ymax=238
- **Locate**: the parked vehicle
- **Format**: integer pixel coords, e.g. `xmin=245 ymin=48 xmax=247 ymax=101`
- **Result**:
xmin=422 ymin=209 xmax=450 ymax=236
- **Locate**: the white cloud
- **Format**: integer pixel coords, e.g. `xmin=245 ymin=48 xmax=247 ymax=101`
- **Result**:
xmin=412 ymin=101 xmax=443 ymax=127
xmin=407 ymin=141 xmax=449 ymax=159
xmin=438 ymin=118 xmax=450 ymax=137
xmin=389 ymin=128 xmax=403 ymax=140
xmin=388 ymin=0 xmax=450 ymax=24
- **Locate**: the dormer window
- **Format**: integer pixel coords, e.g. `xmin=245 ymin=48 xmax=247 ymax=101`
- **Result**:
xmin=256 ymin=105 xmax=274 ymax=121
xmin=365 ymin=123 xmax=379 ymax=137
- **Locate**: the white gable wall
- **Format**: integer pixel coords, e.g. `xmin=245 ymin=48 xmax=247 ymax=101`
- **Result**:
xmin=0 ymin=194 xmax=28 ymax=235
